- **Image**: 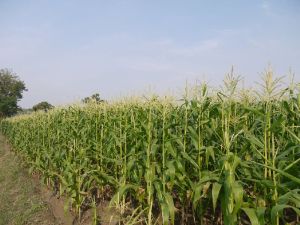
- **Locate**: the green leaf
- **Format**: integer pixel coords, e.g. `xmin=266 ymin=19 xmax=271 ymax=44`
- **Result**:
xmin=256 ymin=207 xmax=266 ymax=225
xmin=245 ymin=132 xmax=264 ymax=149
xmin=233 ymin=181 xmax=243 ymax=213
xmin=241 ymin=208 xmax=260 ymax=225
xmin=161 ymin=202 xmax=169 ymax=225
xmin=278 ymin=189 xmax=300 ymax=207
xmin=271 ymin=204 xmax=300 ymax=225
xmin=110 ymin=184 xmax=138 ymax=207
xmin=252 ymin=162 xmax=300 ymax=185
xmin=180 ymin=151 xmax=199 ymax=169
xmin=205 ymin=146 xmax=215 ymax=166
xmin=164 ymin=192 xmax=175 ymax=225
xmin=212 ymin=182 xmax=222 ymax=212
xmin=165 ymin=161 xmax=176 ymax=182
xmin=286 ymin=127 xmax=300 ymax=143
xmin=192 ymin=184 xmax=203 ymax=209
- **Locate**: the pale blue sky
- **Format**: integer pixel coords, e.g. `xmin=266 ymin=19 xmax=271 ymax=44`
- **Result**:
xmin=0 ymin=0 xmax=299 ymax=107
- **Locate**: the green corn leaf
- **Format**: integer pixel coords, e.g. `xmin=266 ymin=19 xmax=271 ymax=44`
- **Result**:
xmin=161 ymin=202 xmax=169 ymax=225
xmin=252 ymin=162 xmax=300 ymax=185
xmin=180 ymin=151 xmax=199 ymax=169
xmin=286 ymin=127 xmax=300 ymax=143
xmin=241 ymin=208 xmax=260 ymax=225
xmin=192 ymin=184 xmax=203 ymax=209
xmin=271 ymin=204 xmax=300 ymax=225
xmin=212 ymin=182 xmax=222 ymax=212
xmin=233 ymin=181 xmax=243 ymax=214
xmin=256 ymin=207 xmax=266 ymax=225
xmin=205 ymin=146 xmax=215 ymax=167
xmin=245 ymin=132 xmax=264 ymax=149
xmin=110 ymin=184 xmax=139 ymax=207
xmin=164 ymin=192 xmax=175 ymax=225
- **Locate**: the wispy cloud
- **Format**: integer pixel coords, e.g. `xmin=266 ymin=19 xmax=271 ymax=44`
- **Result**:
xmin=260 ymin=0 xmax=273 ymax=16
xmin=211 ymin=28 xmax=250 ymax=37
xmin=261 ymin=1 xmax=270 ymax=10
xmin=169 ymin=39 xmax=220 ymax=57
xmin=121 ymin=59 xmax=174 ymax=72
xmin=112 ymin=37 xmax=221 ymax=73
xmin=142 ymin=38 xmax=221 ymax=57
xmin=247 ymin=37 xmax=280 ymax=50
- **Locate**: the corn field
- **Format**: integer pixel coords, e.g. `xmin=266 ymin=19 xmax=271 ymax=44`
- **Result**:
xmin=1 ymin=71 xmax=300 ymax=225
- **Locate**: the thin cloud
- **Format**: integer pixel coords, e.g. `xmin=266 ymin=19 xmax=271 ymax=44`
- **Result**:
xmin=123 ymin=60 xmax=174 ymax=72
xmin=169 ymin=39 xmax=220 ymax=57
xmin=260 ymin=0 xmax=273 ymax=16
xmin=261 ymin=1 xmax=270 ymax=10
xmin=211 ymin=28 xmax=250 ymax=37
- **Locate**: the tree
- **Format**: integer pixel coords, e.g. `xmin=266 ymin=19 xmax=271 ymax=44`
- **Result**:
xmin=32 ymin=101 xmax=54 ymax=112
xmin=0 ymin=69 xmax=27 ymax=117
xmin=82 ymin=93 xmax=105 ymax=104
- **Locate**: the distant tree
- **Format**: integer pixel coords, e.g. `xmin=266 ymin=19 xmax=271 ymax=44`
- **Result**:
xmin=82 ymin=93 xmax=105 ymax=104
xmin=0 ymin=69 xmax=27 ymax=117
xmin=32 ymin=101 xmax=54 ymax=112
xmin=19 ymin=108 xmax=34 ymax=115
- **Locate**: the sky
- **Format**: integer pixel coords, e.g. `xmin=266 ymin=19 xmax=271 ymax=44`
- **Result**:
xmin=0 ymin=0 xmax=300 ymax=108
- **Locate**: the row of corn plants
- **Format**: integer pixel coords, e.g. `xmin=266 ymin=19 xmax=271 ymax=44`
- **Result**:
xmin=1 ymin=70 xmax=300 ymax=224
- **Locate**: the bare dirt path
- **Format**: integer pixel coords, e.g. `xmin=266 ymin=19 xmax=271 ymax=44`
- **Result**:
xmin=0 ymin=134 xmax=61 ymax=225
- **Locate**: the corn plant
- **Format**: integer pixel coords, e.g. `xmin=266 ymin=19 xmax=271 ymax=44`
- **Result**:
xmin=1 ymin=70 xmax=299 ymax=225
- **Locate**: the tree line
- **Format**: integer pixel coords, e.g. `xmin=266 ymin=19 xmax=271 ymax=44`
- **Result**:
xmin=0 ymin=68 xmax=104 ymax=118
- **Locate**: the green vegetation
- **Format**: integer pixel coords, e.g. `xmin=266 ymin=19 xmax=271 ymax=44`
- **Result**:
xmin=0 ymin=135 xmax=58 ymax=225
xmin=33 ymin=101 xmax=54 ymax=112
xmin=0 ymin=69 xmax=27 ymax=117
xmin=82 ymin=93 xmax=105 ymax=104
xmin=1 ymin=70 xmax=299 ymax=225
